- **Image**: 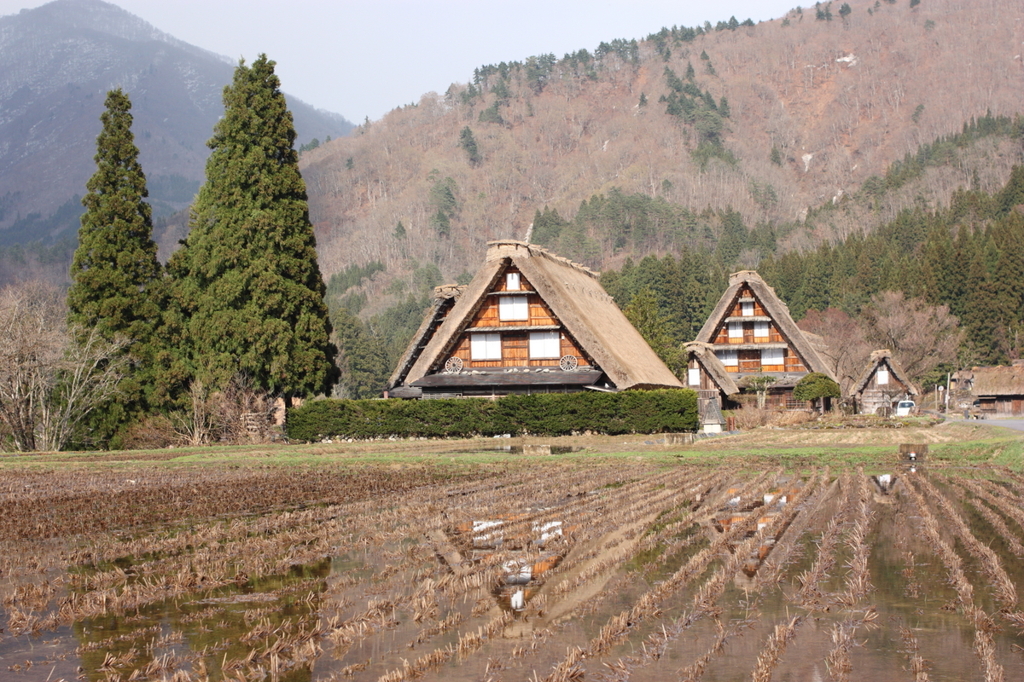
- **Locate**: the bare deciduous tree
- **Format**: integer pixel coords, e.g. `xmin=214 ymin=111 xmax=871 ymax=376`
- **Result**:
xmin=36 ymin=326 xmax=130 ymax=451
xmin=171 ymin=379 xmax=217 ymax=447
xmin=217 ymin=374 xmax=275 ymax=444
xmin=171 ymin=375 xmax=275 ymax=446
xmin=798 ymin=307 xmax=872 ymax=393
xmin=861 ymin=291 xmax=961 ymax=382
xmin=0 ymin=281 xmax=129 ymax=452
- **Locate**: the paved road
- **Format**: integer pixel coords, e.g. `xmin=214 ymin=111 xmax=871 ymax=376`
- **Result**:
xmin=982 ymin=419 xmax=1024 ymax=432
xmin=949 ymin=417 xmax=1024 ymax=432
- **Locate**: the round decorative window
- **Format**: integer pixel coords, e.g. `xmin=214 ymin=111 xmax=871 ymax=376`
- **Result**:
xmin=444 ymin=357 xmax=464 ymax=373
xmin=559 ymin=355 xmax=579 ymax=371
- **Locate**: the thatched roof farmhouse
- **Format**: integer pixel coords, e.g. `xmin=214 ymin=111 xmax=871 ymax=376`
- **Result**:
xmin=386 ymin=241 xmax=682 ymax=398
xmin=849 ymin=350 xmax=919 ymax=415
xmin=692 ymin=271 xmax=836 ymax=409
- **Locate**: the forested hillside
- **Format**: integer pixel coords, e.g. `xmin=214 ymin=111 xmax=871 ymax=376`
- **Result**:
xmin=303 ymin=0 xmax=1022 ymax=289
xmin=310 ymin=0 xmax=1024 ymax=398
xmin=604 ymin=166 xmax=1024 ymax=377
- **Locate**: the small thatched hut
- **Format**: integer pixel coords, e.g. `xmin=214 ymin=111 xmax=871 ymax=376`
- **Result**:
xmin=386 ymin=241 xmax=682 ymax=398
xmin=850 ymin=350 xmax=919 ymax=415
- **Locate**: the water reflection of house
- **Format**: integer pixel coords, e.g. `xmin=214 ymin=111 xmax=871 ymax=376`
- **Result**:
xmin=387 ymin=240 xmax=682 ymax=398
xmin=450 ymin=515 xmax=568 ymax=613
xmin=850 ymin=350 xmax=919 ymax=415
xmin=688 ymin=271 xmax=836 ymax=409
xmin=954 ymin=362 xmax=1024 ymax=415
xmin=712 ymin=479 xmax=803 ymax=579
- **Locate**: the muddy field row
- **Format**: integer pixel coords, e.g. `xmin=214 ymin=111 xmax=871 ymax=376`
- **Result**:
xmin=2 ymin=459 xmax=1024 ymax=681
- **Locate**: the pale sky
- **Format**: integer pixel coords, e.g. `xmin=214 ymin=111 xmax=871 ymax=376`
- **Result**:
xmin=0 ymin=0 xmax=800 ymax=123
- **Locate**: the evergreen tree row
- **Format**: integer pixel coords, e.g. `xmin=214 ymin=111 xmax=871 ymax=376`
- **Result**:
xmin=529 ymin=190 xmax=774 ymax=268
xmin=67 ymin=56 xmax=336 ymax=447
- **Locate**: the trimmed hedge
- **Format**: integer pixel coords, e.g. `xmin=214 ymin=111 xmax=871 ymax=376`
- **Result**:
xmin=286 ymin=389 xmax=698 ymax=442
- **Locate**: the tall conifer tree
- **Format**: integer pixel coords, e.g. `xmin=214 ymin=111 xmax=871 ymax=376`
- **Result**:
xmin=169 ymin=55 xmax=337 ymax=399
xmin=69 ymin=89 xmax=161 ymax=341
xmin=68 ymin=89 xmax=162 ymax=439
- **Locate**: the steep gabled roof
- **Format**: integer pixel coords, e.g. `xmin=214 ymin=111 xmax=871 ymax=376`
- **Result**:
xmin=386 ymin=284 xmax=464 ymax=391
xmin=695 ymin=270 xmax=836 ymax=381
xmin=966 ymin=364 xmax=1024 ymax=397
xmin=399 ymin=241 xmax=683 ymax=391
xmin=684 ymin=342 xmax=740 ymax=396
xmin=850 ymin=349 xmax=920 ymax=397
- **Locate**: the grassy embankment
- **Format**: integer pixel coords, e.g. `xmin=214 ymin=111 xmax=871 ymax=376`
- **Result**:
xmin=1 ymin=419 xmax=1021 ymax=472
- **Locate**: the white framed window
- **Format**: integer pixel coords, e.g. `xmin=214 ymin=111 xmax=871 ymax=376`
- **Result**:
xmin=506 ymin=272 xmax=521 ymax=290
xmin=716 ymin=349 xmax=738 ymax=367
xmin=471 ymin=333 xmax=502 ymax=360
xmin=754 ymin=321 xmax=769 ymax=338
xmin=728 ymin=321 xmax=744 ymax=339
xmin=877 ymin=367 xmax=890 ymax=385
xmin=688 ymin=368 xmax=701 ymax=386
xmin=529 ymin=331 xmax=560 ymax=358
xmin=761 ymin=348 xmax=784 ymax=367
xmin=499 ymin=295 xmax=529 ymax=321
xmin=741 ymin=301 xmax=754 ymax=317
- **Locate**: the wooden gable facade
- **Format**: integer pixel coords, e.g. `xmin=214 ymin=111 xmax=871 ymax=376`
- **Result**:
xmin=695 ymin=271 xmax=835 ymax=409
xmin=443 ymin=266 xmax=592 ymax=372
xmin=702 ymin=283 xmax=809 ymax=375
xmin=850 ymin=350 xmax=918 ymax=415
xmin=387 ymin=241 xmax=682 ymax=398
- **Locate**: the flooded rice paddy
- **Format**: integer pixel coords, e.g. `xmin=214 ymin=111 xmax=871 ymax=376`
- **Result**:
xmin=2 ymin=459 xmax=1024 ymax=681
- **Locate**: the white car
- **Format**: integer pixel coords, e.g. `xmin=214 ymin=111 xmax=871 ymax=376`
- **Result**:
xmin=895 ymin=400 xmax=916 ymax=417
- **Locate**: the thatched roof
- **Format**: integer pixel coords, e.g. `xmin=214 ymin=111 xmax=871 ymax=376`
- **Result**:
xmin=386 ymin=284 xmax=465 ymax=391
xmin=685 ymin=342 xmax=740 ymax=396
xmin=398 ymin=241 xmax=683 ymax=391
xmin=850 ymin=349 xmax=920 ymax=397
xmin=965 ymin=364 xmax=1024 ymax=397
xmin=695 ymin=270 xmax=836 ymax=381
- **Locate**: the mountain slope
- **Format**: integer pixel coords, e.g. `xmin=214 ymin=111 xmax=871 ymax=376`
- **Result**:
xmin=0 ymin=0 xmax=352 ymax=245
xmin=301 ymin=0 xmax=1023 ymax=295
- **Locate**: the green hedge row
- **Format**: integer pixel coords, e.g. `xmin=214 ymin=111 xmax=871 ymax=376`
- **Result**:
xmin=286 ymin=390 xmax=698 ymax=441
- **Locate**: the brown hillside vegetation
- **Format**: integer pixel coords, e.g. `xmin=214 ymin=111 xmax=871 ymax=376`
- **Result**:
xmin=301 ymin=0 xmax=1023 ymax=302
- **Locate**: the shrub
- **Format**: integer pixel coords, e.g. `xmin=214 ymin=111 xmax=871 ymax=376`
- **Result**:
xmin=119 ymin=415 xmax=178 ymax=450
xmin=769 ymin=410 xmax=814 ymax=427
xmin=733 ymin=405 xmax=770 ymax=429
xmin=794 ymin=372 xmax=841 ymax=414
xmin=285 ymin=390 xmax=698 ymax=442
xmin=793 ymin=373 xmax=841 ymax=402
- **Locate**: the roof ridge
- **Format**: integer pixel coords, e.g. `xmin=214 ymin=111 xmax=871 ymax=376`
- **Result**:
xmin=486 ymin=240 xmax=599 ymax=279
